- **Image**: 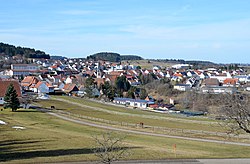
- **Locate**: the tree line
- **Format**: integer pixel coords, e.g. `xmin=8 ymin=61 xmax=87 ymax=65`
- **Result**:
xmin=87 ymin=52 xmax=143 ymax=62
xmin=0 ymin=42 xmax=50 ymax=59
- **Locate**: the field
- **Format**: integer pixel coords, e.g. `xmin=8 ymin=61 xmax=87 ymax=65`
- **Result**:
xmin=1 ymin=96 xmax=250 ymax=163
xmin=121 ymin=59 xmax=175 ymax=69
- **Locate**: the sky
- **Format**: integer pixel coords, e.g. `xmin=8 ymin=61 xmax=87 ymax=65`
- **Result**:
xmin=0 ymin=0 xmax=250 ymax=63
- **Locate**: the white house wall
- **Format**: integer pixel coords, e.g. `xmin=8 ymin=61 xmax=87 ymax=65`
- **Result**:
xmin=0 ymin=97 xmax=4 ymax=105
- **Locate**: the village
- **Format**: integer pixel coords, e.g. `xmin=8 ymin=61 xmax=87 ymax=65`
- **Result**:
xmin=0 ymin=56 xmax=250 ymax=114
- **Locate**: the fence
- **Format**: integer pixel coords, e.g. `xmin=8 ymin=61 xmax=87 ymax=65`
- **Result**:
xmin=53 ymin=109 xmax=250 ymax=140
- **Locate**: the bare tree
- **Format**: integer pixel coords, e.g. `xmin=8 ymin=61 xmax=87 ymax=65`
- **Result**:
xmin=219 ymin=94 xmax=250 ymax=134
xmin=178 ymin=90 xmax=210 ymax=112
xmin=92 ymin=131 xmax=129 ymax=164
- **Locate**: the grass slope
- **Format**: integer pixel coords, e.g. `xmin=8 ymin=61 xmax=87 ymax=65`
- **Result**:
xmin=0 ymin=102 xmax=250 ymax=163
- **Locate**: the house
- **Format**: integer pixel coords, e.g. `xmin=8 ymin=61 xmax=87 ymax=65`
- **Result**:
xmin=63 ymin=83 xmax=79 ymax=95
xmin=0 ymin=80 xmax=22 ymax=106
xmin=210 ymin=72 xmax=232 ymax=83
xmin=21 ymin=76 xmax=40 ymax=90
xmin=186 ymin=77 xmax=196 ymax=87
xmin=187 ymin=71 xmax=197 ymax=78
xmin=223 ymin=78 xmax=238 ymax=87
xmin=113 ymin=97 xmax=134 ymax=105
xmin=195 ymin=70 xmax=209 ymax=79
xmin=203 ymin=78 xmax=220 ymax=86
xmin=172 ymin=72 xmax=183 ymax=81
xmin=130 ymin=99 xmax=149 ymax=109
xmin=113 ymin=97 xmax=154 ymax=109
xmin=33 ymin=81 xmax=49 ymax=94
xmin=234 ymin=75 xmax=250 ymax=84
xmin=201 ymin=86 xmax=237 ymax=94
xmin=174 ymin=84 xmax=191 ymax=91
xmin=172 ymin=64 xmax=191 ymax=69
xmin=5 ymin=64 xmax=40 ymax=77
xmin=145 ymin=95 xmax=154 ymax=102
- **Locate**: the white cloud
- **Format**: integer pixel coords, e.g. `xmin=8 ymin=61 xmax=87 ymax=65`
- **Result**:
xmin=120 ymin=18 xmax=250 ymax=41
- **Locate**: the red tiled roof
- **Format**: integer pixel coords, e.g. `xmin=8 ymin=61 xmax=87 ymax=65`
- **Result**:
xmin=173 ymin=73 xmax=183 ymax=77
xmin=223 ymin=78 xmax=238 ymax=85
xmin=0 ymin=80 xmax=22 ymax=97
xmin=95 ymin=78 xmax=105 ymax=87
xmin=21 ymin=76 xmax=39 ymax=87
xmin=63 ymin=83 xmax=78 ymax=93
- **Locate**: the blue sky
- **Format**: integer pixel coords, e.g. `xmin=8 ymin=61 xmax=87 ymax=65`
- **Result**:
xmin=1 ymin=0 xmax=250 ymax=63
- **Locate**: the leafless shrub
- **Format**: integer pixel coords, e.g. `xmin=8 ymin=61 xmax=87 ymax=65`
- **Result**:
xmin=219 ymin=94 xmax=250 ymax=134
xmin=92 ymin=131 xmax=130 ymax=164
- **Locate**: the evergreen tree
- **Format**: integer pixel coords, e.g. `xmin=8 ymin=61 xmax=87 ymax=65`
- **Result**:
xmin=4 ymin=83 xmax=20 ymax=112
xmin=127 ymin=86 xmax=137 ymax=99
xmin=101 ymin=81 xmax=115 ymax=100
xmin=139 ymin=88 xmax=148 ymax=99
xmin=85 ymin=77 xmax=95 ymax=97
xmin=115 ymin=76 xmax=131 ymax=97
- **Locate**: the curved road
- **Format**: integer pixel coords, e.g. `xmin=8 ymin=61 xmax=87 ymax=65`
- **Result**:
xmin=47 ymin=111 xmax=250 ymax=147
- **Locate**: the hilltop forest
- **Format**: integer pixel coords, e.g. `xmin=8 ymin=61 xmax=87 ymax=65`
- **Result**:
xmin=0 ymin=42 xmax=50 ymax=59
xmin=87 ymin=52 xmax=143 ymax=62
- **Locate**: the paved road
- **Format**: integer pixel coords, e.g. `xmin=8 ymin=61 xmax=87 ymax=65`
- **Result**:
xmin=47 ymin=111 xmax=250 ymax=147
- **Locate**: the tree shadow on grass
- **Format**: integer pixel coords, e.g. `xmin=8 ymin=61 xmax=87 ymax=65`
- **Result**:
xmin=0 ymin=139 xmax=54 ymax=154
xmin=0 ymin=139 xmax=141 ymax=162
xmin=15 ymin=110 xmax=40 ymax=113
xmin=0 ymin=148 xmax=94 ymax=162
xmin=0 ymin=139 xmax=50 ymax=147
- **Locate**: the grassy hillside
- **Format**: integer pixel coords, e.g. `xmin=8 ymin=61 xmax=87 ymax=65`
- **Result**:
xmin=1 ymin=99 xmax=250 ymax=163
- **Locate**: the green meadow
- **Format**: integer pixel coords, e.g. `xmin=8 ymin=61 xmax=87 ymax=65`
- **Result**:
xmin=1 ymin=97 xmax=250 ymax=163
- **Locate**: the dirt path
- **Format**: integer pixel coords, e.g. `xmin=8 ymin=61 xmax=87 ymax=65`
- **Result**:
xmin=43 ymin=110 xmax=250 ymax=147
xmin=52 ymin=97 xmax=217 ymax=125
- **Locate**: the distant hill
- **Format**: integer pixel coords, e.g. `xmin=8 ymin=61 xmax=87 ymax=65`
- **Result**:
xmin=0 ymin=42 xmax=50 ymax=59
xmin=120 ymin=55 xmax=143 ymax=61
xmin=87 ymin=52 xmax=143 ymax=62
xmin=50 ymin=55 xmax=67 ymax=60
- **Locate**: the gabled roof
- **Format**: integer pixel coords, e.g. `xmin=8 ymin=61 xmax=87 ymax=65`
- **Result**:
xmin=95 ymin=78 xmax=105 ymax=87
xmin=21 ymin=76 xmax=39 ymax=87
xmin=173 ymin=73 xmax=183 ymax=77
xmin=63 ymin=83 xmax=79 ymax=93
xmin=223 ymin=78 xmax=238 ymax=85
xmin=204 ymin=78 xmax=220 ymax=86
xmin=0 ymin=80 xmax=22 ymax=97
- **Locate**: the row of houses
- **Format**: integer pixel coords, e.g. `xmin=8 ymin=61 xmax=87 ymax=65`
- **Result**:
xmin=1 ymin=59 xmax=250 ymax=105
